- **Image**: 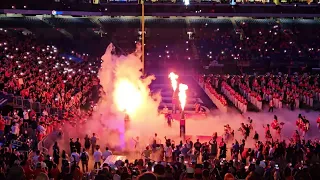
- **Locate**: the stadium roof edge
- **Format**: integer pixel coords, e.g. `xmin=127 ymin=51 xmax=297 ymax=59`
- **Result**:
xmin=1 ymin=9 xmax=320 ymax=18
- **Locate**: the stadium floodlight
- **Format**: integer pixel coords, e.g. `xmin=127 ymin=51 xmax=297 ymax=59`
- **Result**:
xmin=184 ymin=0 xmax=190 ymax=6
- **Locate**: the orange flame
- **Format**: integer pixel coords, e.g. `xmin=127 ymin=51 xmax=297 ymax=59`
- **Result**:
xmin=168 ymin=72 xmax=179 ymax=92
xmin=178 ymin=83 xmax=188 ymax=110
xmin=114 ymin=79 xmax=143 ymax=115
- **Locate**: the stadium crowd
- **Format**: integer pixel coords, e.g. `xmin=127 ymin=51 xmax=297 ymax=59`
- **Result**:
xmin=199 ymin=73 xmax=320 ymax=113
xmin=2 ymin=122 xmax=320 ymax=180
xmin=0 ymin=29 xmax=100 ymax=179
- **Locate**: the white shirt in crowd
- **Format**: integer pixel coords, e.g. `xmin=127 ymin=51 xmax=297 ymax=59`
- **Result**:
xmin=70 ymin=152 xmax=80 ymax=163
xmin=93 ymin=150 xmax=102 ymax=163
xmin=11 ymin=124 xmax=20 ymax=135
xmin=102 ymin=150 xmax=113 ymax=160
xmin=42 ymin=110 xmax=48 ymax=117
xmin=23 ymin=111 xmax=29 ymax=120
xmin=37 ymin=125 xmax=46 ymax=135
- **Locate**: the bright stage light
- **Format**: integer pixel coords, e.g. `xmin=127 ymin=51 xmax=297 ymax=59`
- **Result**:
xmin=114 ymin=79 xmax=143 ymax=115
xmin=168 ymin=72 xmax=179 ymax=92
xmin=178 ymin=83 xmax=188 ymax=110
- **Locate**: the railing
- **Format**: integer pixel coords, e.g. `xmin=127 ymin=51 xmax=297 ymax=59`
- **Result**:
xmin=0 ymin=93 xmax=63 ymax=155
xmin=9 ymin=95 xmax=67 ymax=119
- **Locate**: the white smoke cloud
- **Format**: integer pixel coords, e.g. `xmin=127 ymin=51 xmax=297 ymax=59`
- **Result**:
xmin=58 ymin=43 xmax=319 ymax=155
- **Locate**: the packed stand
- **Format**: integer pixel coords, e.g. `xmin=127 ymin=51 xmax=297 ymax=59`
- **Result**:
xmin=0 ymin=29 xmax=101 ymax=116
xmin=197 ymin=75 xmax=228 ymax=112
xmin=0 ymin=29 xmax=102 ymax=178
xmin=226 ymin=73 xmax=319 ymax=111
xmin=195 ymin=19 xmax=320 ymax=74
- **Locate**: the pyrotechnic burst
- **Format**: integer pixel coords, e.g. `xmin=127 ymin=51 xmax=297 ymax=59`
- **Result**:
xmin=113 ymin=79 xmax=143 ymax=115
xmin=178 ymin=83 xmax=188 ymax=110
xmin=168 ymin=72 xmax=179 ymax=92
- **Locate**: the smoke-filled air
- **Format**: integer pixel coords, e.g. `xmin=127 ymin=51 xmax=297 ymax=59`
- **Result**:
xmin=60 ymin=43 xmax=319 ymax=156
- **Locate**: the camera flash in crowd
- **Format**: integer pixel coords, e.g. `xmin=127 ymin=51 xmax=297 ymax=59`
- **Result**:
xmin=4 ymin=47 xmax=8 ymax=50
xmin=39 ymin=69 xmax=42 ymax=72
